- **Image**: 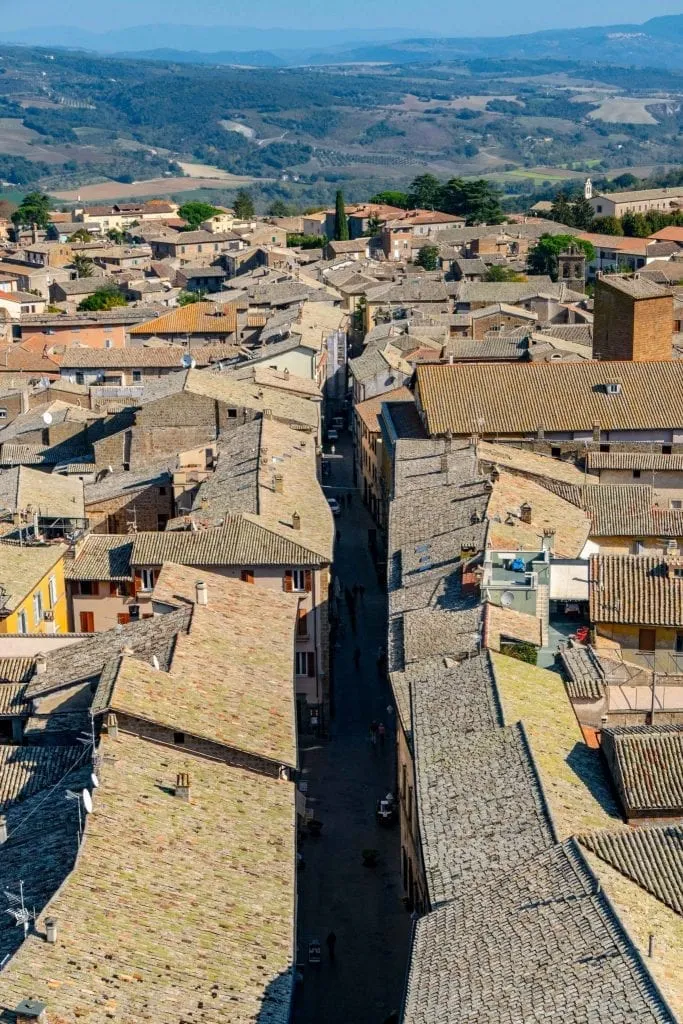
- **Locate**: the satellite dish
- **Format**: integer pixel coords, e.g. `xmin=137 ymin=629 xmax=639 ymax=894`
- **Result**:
xmin=91 ymin=773 xmax=99 ymax=789
xmin=181 ymin=353 xmax=196 ymax=370
xmin=42 ymin=411 xmax=53 ymax=425
xmin=82 ymin=789 xmax=93 ymax=814
xmin=500 ymin=591 xmax=515 ymax=608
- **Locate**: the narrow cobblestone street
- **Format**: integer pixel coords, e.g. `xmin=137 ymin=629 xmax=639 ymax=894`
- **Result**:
xmin=293 ymin=433 xmax=410 ymax=1024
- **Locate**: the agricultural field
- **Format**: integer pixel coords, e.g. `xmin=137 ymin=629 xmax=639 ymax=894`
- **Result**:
xmin=1 ymin=41 xmax=683 ymax=208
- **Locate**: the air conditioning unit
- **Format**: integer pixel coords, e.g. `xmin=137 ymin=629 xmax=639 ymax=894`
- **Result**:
xmin=43 ymin=609 xmax=54 ymax=622
xmin=525 ymin=572 xmax=538 ymax=588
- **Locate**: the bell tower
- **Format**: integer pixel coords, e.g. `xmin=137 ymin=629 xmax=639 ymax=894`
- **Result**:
xmin=584 ymin=177 xmax=593 ymax=200
xmin=557 ymin=244 xmax=586 ymax=294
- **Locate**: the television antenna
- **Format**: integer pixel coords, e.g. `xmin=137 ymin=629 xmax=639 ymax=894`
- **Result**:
xmin=4 ymin=881 xmax=35 ymax=937
xmin=82 ymin=789 xmax=93 ymax=815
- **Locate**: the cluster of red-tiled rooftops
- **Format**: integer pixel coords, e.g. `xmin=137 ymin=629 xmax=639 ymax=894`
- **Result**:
xmin=0 ymin=185 xmax=680 ymax=1024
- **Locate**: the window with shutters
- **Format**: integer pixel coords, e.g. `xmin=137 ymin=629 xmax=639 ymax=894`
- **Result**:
xmin=291 ymin=569 xmax=306 ymax=592
xmin=139 ymin=568 xmax=155 ymax=591
xmin=297 ymin=607 xmax=308 ymax=637
xmin=240 ymin=569 xmax=255 ymax=584
xmin=17 ymin=610 xmax=28 ymax=635
xmin=33 ymin=591 xmax=43 ymax=626
xmin=48 ymin=575 xmax=58 ymax=608
xmin=295 ymin=652 xmax=308 ymax=676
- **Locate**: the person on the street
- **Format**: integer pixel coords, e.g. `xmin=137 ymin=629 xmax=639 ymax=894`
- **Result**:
xmin=353 ymin=646 xmax=361 ymax=671
xmin=370 ymin=720 xmax=379 ymax=742
xmin=378 ymin=722 xmax=386 ymax=747
xmin=326 ymin=930 xmax=337 ymax=961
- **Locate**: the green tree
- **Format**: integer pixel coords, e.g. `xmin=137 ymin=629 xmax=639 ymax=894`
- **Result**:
xmin=72 ymin=253 xmax=95 ymax=278
xmin=178 ymin=201 xmax=221 ymax=230
xmin=107 ymin=228 xmax=126 ymax=244
xmin=233 ymin=190 xmax=255 ymax=220
xmin=363 ymin=214 xmax=382 ymax=238
xmin=178 ymin=290 xmax=203 ymax=305
xmin=69 ymin=227 xmax=93 ymax=243
xmin=485 ymin=265 xmax=526 ymax=282
xmin=621 ymin=212 xmax=649 ymax=237
xmin=78 ymin=286 xmax=126 ymax=312
xmin=550 ymin=191 xmax=574 ymax=226
xmin=334 ymin=190 xmax=349 ymax=241
xmin=369 ymin=190 xmax=409 ymax=209
xmin=570 ymin=195 xmax=595 ymax=230
xmin=440 ymin=178 xmax=503 ymax=224
xmin=527 ymin=234 xmax=595 ymax=280
xmin=416 ymin=245 xmax=440 ymax=271
xmin=267 ymin=199 xmax=291 ymax=218
xmin=590 ymin=215 xmax=623 ymax=236
xmin=287 ymin=233 xmax=326 ymax=249
xmin=407 ymin=174 xmax=442 ymax=210
xmin=11 ymin=191 xmax=51 ymax=230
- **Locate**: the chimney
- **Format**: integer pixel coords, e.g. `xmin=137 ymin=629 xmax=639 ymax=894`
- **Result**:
xmin=440 ymin=452 xmax=449 ymax=473
xmin=106 ymin=712 xmax=119 ymax=740
xmin=273 ymin=473 xmax=284 ymax=494
xmin=292 ymin=511 xmax=301 ymax=531
xmin=542 ymin=528 xmax=555 ymax=553
xmin=592 ymin=423 xmax=601 ymax=443
xmin=45 ymin=918 xmax=57 ymax=945
xmin=175 ymin=772 xmax=191 ymax=801
xmin=195 ymin=580 xmax=208 ymax=606
xmin=14 ymin=999 xmax=47 ymax=1024
xmin=34 ymin=653 xmax=47 ymax=676
xmin=264 ymin=408 xmax=273 ymax=419
xmin=0 ymin=814 xmax=7 ymax=844
xmin=520 ymin=502 xmax=532 ymax=524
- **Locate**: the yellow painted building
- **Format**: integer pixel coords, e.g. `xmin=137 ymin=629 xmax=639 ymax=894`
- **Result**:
xmin=0 ymin=543 xmax=68 ymax=634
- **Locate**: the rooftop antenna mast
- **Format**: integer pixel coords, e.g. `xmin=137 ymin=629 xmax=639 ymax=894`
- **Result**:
xmin=4 ymin=881 xmax=35 ymax=938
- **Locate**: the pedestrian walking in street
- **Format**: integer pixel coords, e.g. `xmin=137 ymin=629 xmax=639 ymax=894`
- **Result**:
xmin=369 ymin=720 xmax=379 ymax=742
xmin=326 ymin=931 xmax=337 ymax=961
xmin=353 ymin=646 xmax=361 ymax=671
xmin=378 ymin=722 xmax=386 ymax=747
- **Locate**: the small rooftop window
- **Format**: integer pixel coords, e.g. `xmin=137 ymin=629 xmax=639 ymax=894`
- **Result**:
xmin=605 ymin=382 xmax=622 ymax=395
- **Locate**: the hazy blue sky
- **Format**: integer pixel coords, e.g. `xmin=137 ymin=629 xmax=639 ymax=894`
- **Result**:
xmin=2 ymin=0 xmax=682 ymax=36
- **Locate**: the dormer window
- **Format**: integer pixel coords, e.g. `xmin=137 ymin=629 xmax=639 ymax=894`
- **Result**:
xmin=605 ymin=382 xmax=622 ymax=395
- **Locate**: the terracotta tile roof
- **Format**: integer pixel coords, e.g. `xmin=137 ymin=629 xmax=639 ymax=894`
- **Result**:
xmin=129 ymin=301 xmax=237 ymax=336
xmin=65 ymin=535 xmax=133 ymax=581
xmin=545 ymin=482 xmax=683 ymax=538
xmin=597 ymin=274 xmax=672 ymax=300
xmin=558 ymin=643 xmax=606 ymax=700
xmin=415 ymin=361 xmax=683 ymax=437
xmin=0 ymin=542 xmax=67 ymax=613
xmin=601 ymin=724 xmax=683 ymax=816
xmin=403 ymin=839 xmax=678 ymax=1024
xmin=113 ymin=563 xmax=298 ymax=766
xmin=478 ymin=441 xmax=587 ymax=485
xmin=132 ymin=514 xmax=326 ymax=568
xmin=586 ymin=451 xmax=683 ymax=471
xmin=0 ymin=730 xmax=295 ymax=1024
xmin=185 ymin=368 xmax=320 ymax=431
xmin=579 ymin=826 xmax=682 ymax=915
xmin=485 ymin=603 xmax=542 ymax=647
xmin=0 ymin=657 xmax=34 ymax=684
xmin=354 ymin=386 xmax=414 ymax=433
xmin=590 ymin=554 xmax=683 ymax=625
xmin=486 ymin=470 xmax=590 ymax=557
xmin=0 ymin=465 xmax=84 ymax=519
xmin=492 ymin=653 xmax=620 ymax=837
xmin=60 ymin=344 xmax=238 ymax=369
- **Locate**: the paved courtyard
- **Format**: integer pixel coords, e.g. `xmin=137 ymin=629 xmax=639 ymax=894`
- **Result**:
xmin=293 ymin=434 xmax=411 ymax=1024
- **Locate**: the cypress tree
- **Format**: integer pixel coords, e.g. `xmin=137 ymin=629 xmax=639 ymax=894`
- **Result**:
xmin=334 ymin=190 xmax=349 ymax=241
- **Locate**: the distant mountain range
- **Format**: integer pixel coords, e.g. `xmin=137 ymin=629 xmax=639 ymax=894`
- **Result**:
xmin=3 ymin=15 xmax=683 ymax=70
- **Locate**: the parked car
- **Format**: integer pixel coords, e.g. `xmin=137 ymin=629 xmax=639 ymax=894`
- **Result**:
xmin=327 ymin=497 xmax=341 ymax=516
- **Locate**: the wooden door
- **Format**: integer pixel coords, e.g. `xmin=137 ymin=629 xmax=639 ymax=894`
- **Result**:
xmin=639 ymin=628 xmax=656 ymax=652
xmin=80 ymin=611 xmax=95 ymax=633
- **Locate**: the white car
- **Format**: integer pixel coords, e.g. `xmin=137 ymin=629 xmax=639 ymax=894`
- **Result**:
xmin=327 ymin=498 xmax=341 ymax=516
